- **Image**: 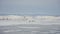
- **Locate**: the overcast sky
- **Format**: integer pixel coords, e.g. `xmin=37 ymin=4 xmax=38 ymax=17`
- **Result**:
xmin=0 ymin=0 xmax=60 ymax=16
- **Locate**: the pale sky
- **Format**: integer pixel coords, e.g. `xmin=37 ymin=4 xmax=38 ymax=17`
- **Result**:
xmin=0 ymin=0 xmax=60 ymax=16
